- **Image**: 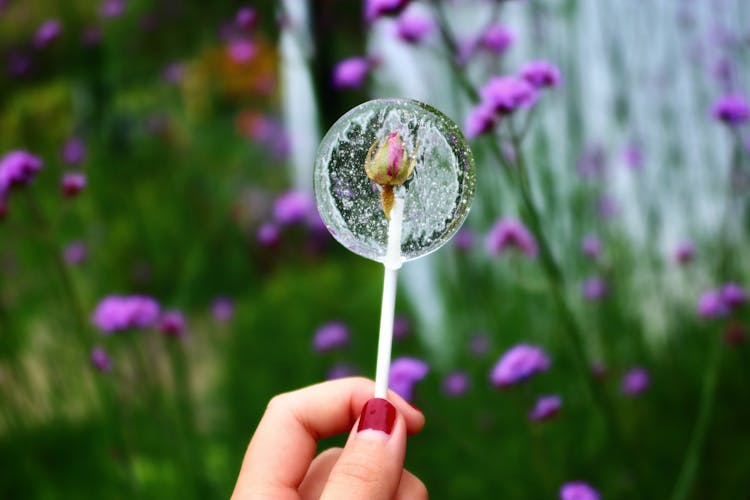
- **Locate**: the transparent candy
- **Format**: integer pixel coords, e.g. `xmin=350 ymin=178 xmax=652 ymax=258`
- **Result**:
xmin=314 ymin=99 xmax=476 ymax=263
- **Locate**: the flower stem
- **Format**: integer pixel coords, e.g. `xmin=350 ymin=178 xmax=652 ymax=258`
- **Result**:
xmin=23 ymin=191 xmax=90 ymax=347
xmin=670 ymin=340 xmax=722 ymax=500
xmin=167 ymin=340 xmax=215 ymax=497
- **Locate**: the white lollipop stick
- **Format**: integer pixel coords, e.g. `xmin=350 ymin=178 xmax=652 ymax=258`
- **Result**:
xmin=373 ymin=196 xmax=405 ymax=399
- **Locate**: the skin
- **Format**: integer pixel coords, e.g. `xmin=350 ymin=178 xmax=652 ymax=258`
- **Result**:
xmin=232 ymin=377 xmax=428 ymax=500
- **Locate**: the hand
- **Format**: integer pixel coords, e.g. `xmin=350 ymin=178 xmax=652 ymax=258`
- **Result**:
xmin=232 ymin=377 xmax=427 ymax=499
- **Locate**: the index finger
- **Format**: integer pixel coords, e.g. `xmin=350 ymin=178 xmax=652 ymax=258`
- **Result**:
xmin=231 ymin=377 xmax=425 ymax=499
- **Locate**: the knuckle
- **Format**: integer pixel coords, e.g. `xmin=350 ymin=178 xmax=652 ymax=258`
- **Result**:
xmin=349 ymin=376 xmax=373 ymax=388
xmin=331 ymin=458 xmax=381 ymax=487
xmin=265 ymin=392 xmax=291 ymax=414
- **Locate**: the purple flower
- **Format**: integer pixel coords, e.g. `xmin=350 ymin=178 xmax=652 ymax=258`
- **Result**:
xmin=235 ymin=6 xmax=257 ymax=30
xmin=100 ymin=0 xmax=126 ymax=18
xmin=389 ymin=357 xmax=429 ymax=402
xmin=159 ymin=310 xmax=186 ymax=337
xmin=464 ymin=103 xmax=497 ymax=139
xmin=327 ymin=363 xmax=359 ymax=380
xmin=306 ymin=210 xmax=329 ymax=238
xmin=212 ymin=297 xmax=234 ymax=323
xmin=227 ymin=39 xmax=257 ymax=64
xmin=91 ymin=295 xmax=160 ymax=333
xmin=273 ymin=190 xmax=314 ymax=225
xmin=697 ymin=289 xmax=728 ymax=318
xmin=578 ymin=145 xmax=606 ymax=178
xmin=622 ymin=143 xmax=643 ymax=169
xmin=581 ymin=234 xmax=602 ymax=260
xmin=592 ymin=361 xmax=607 ymax=380
xmin=490 ymin=344 xmax=550 ymax=388
xmin=560 ymin=481 xmax=600 ymax=500
xmin=520 ymin=60 xmax=562 ymax=89
xmin=724 ymin=325 xmax=746 ymax=346
xmin=239 ymin=114 xmax=290 ymax=159
xmin=697 ymin=283 xmax=745 ymax=318
xmin=721 ymin=283 xmax=746 ymax=308
xmin=621 ymin=367 xmax=650 ymax=396
xmin=395 ymin=11 xmax=433 ymax=44
xmin=582 ymin=277 xmax=607 ymax=301
xmin=0 ymin=151 xmax=43 ymax=195
xmin=487 ymin=218 xmax=538 ymax=258
xmin=7 ymin=52 xmax=32 ymax=77
xmin=34 ymin=19 xmax=62 ymax=49
xmin=256 ymin=222 xmax=281 ymax=247
xmin=61 ymin=137 xmax=86 ymax=165
xmin=393 ymin=316 xmax=410 ymax=340
xmin=332 ymin=57 xmax=371 ymax=90
xmin=365 ymin=0 xmax=410 ymax=22
xmin=63 ymin=241 xmax=87 ymax=265
xmin=313 ymin=321 xmax=350 ymax=352
xmin=480 ymin=24 xmax=514 ymax=54
xmin=455 ymin=37 xmax=478 ymax=67
xmin=597 ymin=194 xmax=619 ymax=219
xmin=480 ymin=76 xmax=537 ymax=114
xmin=712 ymin=94 xmax=750 ymax=126
xmin=442 ymin=371 xmax=470 ymax=397
xmin=61 ymin=173 xmax=86 ymax=198
xmin=529 ymin=394 xmax=562 ymax=421
xmin=675 ymin=241 xmax=695 ymax=264
xmin=469 ymin=333 xmax=490 ymax=356
xmin=82 ymin=26 xmax=103 ymax=46
xmin=91 ymin=346 xmax=113 ymax=372
xmin=454 ymin=227 xmax=474 ymax=251
xmin=162 ymin=62 xmax=185 ymax=85
xmin=713 ymin=57 xmax=734 ymax=87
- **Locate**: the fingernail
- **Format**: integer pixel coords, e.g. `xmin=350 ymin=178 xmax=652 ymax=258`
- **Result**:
xmin=357 ymin=398 xmax=396 ymax=435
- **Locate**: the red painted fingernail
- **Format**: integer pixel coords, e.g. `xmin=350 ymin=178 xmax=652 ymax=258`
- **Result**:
xmin=358 ymin=398 xmax=396 ymax=435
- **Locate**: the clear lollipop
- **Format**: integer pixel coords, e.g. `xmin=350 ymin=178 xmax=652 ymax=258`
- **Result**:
xmin=314 ymin=98 xmax=475 ymax=398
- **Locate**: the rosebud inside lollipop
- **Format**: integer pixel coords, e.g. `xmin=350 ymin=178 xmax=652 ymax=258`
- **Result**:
xmin=364 ymin=131 xmax=417 ymax=219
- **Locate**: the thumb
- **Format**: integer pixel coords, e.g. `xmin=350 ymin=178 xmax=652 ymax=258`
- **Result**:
xmin=321 ymin=398 xmax=407 ymax=500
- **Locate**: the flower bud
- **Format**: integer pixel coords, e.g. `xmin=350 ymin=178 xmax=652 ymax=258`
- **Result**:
xmin=365 ymin=132 xmax=415 ymax=187
xmin=61 ymin=173 xmax=86 ymax=198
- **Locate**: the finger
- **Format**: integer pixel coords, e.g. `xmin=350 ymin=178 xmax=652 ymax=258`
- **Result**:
xmin=299 ymin=448 xmax=343 ymax=500
xmin=320 ymin=398 xmax=406 ymax=500
xmin=395 ymin=469 xmax=429 ymax=500
xmin=232 ymin=377 xmax=424 ymax=499
xmin=301 ymin=449 xmax=428 ymax=500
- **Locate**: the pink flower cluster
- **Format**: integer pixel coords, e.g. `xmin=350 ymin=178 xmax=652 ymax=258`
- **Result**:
xmin=465 ymin=61 xmax=561 ymax=139
xmin=487 ymin=217 xmax=538 ymax=258
xmin=389 ymin=357 xmax=429 ymax=402
xmin=91 ymin=295 xmax=161 ymax=333
xmin=697 ymin=283 xmax=746 ymax=318
xmin=0 ymin=150 xmax=43 ymax=219
xmin=490 ymin=344 xmax=550 ymax=388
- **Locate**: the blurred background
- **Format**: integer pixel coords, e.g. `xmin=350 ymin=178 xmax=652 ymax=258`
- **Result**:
xmin=1 ymin=0 xmax=749 ymax=498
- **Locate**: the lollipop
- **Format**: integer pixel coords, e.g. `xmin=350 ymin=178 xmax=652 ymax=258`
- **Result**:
xmin=314 ymin=98 xmax=475 ymax=398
